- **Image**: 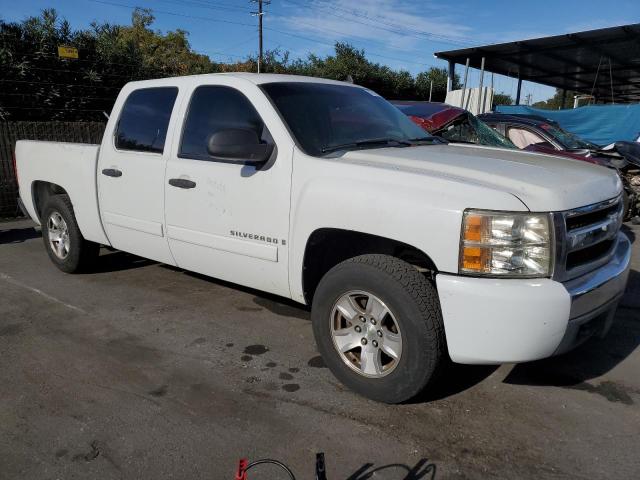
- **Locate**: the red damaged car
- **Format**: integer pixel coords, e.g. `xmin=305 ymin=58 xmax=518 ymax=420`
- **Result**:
xmin=391 ymin=101 xmax=607 ymax=164
xmin=392 ymin=101 xmax=637 ymax=219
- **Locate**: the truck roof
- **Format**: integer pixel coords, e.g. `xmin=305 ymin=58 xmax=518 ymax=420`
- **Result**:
xmin=124 ymin=72 xmax=356 ymax=89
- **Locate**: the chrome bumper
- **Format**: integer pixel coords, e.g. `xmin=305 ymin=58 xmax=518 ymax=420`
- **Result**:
xmin=554 ymin=232 xmax=631 ymax=354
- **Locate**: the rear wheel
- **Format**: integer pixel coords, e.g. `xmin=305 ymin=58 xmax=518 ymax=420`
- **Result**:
xmin=42 ymin=194 xmax=99 ymax=273
xmin=311 ymin=254 xmax=446 ymax=403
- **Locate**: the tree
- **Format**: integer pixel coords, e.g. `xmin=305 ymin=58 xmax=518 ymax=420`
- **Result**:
xmin=493 ymin=92 xmax=514 ymax=106
xmin=415 ymin=67 xmax=460 ymax=102
xmin=0 ymin=8 xmax=466 ymax=121
xmin=532 ymin=88 xmax=575 ymax=110
xmin=0 ymin=8 xmax=219 ymax=121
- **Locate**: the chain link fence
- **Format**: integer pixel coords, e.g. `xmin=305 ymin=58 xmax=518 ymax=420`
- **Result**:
xmin=0 ymin=121 xmax=106 ymax=218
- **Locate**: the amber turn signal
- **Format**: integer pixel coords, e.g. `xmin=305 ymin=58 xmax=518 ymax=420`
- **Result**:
xmin=463 ymin=214 xmax=485 ymax=242
xmin=461 ymin=246 xmax=489 ymax=272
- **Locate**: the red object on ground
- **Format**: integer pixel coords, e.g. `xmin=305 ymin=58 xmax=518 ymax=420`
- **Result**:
xmin=235 ymin=459 xmax=248 ymax=480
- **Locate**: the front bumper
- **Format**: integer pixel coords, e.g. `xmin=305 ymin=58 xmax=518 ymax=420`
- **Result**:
xmin=436 ymin=232 xmax=631 ymax=364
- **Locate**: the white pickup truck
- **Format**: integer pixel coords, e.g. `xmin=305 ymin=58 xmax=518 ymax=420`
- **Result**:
xmin=16 ymin=73 xmax=631 ymax=403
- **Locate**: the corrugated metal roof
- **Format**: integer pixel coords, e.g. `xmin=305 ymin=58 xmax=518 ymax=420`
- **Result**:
xmin=435 ymin=24 xmax=640 ymax=103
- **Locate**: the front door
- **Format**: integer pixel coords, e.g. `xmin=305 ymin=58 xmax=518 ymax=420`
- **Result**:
xmin=164 ymin=82 xmax=292 ymax=297
xmin=97 ymin=86 xmax=179 ymax=264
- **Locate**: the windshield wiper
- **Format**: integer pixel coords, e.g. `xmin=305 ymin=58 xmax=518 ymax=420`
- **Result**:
xmin=321 ymin=137 xmax=413 ymax=154
xmin=407 ymin=136 xmax=447 ymax=145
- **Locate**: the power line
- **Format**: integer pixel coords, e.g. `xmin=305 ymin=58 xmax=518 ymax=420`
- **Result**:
xmin=179 ymin=0 xmax=252 ymax=11
xmin=171 ymin=0 xmax=466 ymax=54
xmin=8 ymin=51 xmax=146 ymax=69
xmin=0 ymin=79 xmax=123 ymax=90
xmin=262 ymin=26 xmax=434 ymax=67
xmin=158 ymin=0 xmax=249 ymax=13
xmin=285 ymin=0 xmax=473 ymax=47
xmin=88 ymin=0 xmax=437 ymax=68
xmin=313 ymin=0 xmax=474 ymax=45
xmin=0 ymin=92 xmax=116 ymax=100
xmin=1 ymin=106 xmax=107 ymax=112
xmin=89 ymin=0 xmax=257 ymax=29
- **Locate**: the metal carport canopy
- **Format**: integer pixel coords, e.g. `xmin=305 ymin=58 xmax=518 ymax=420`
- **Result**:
xmin=434 ymin=24 xmax=640 ymax=104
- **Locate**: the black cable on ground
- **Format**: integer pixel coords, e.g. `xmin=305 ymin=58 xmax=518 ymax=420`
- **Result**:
xmin=244 ymin=459 xmax=296 ymax=479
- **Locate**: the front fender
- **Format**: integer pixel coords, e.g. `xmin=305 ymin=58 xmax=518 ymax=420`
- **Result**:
xmin=288 ymin=152 xmax=527 ymax=303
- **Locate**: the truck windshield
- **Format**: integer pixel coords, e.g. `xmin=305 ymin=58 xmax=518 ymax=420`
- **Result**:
xmin=261 ymin=82 xmax=435 ymax=157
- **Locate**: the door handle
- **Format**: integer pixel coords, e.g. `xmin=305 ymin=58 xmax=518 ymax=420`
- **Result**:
xmin=102 ymin=168 xmax=122 ymax=178
xmin=168 ymin=178 xmax=196 ymax=189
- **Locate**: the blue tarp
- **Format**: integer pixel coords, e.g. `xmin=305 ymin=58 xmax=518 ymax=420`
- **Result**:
xmin=495 ymin=104 xmax=640 ymax=146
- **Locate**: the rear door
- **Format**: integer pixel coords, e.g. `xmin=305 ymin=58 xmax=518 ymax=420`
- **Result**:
xmin=164 ymin=81 xmax=293 ymax=297
xmin=98 ymin=86 xmax=179 ymax=264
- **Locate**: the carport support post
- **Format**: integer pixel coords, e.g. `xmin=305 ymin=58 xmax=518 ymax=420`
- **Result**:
xmin=460 ymin=57 xmax=470 ymax=108
xmin=429 ymin=80 xmax=433 ymax=101
xmin=447 ymin=60 xmax=455 ymax=94
xmin=515 ymin=76 xmax=522 ymax=105
xmin=560 ymin=89 xmax=567 ymax=109
xmin=476 ymin=56 xmax=485 ymax=114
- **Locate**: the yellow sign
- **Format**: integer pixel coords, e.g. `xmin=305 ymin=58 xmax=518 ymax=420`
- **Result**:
xmin=58 ymin=46 xmax=79 ymax=59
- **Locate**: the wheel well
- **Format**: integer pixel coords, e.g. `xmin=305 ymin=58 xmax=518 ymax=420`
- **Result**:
xmin=302 ymin=228 xmax=437 ymax=304
xmin=32 ymin=181 xmax=68 ymax=222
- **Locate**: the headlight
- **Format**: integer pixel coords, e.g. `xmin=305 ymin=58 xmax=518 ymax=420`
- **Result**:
xmin=459 ymin=210 xmax=553 ymax=277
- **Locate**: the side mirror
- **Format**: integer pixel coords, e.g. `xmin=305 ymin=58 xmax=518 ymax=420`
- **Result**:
xmin=207 ymin=128 xmax=274 ymax=164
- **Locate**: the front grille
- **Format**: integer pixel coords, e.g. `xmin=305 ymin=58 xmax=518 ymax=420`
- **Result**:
xmin=565 ymin=203 xmax=620 ymax=231
xmin=566 ymin=238 xmax=615 ymax=270
xmin=553 ymin=196 xmax=624 ymax=282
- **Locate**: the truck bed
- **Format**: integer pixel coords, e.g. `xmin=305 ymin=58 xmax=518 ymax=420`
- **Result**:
xmin=15 ymin=140 xmax=109 ymax=245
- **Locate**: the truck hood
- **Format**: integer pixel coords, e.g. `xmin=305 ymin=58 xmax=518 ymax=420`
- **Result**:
xmin=342 ymin=143 xmax=621 ymax=211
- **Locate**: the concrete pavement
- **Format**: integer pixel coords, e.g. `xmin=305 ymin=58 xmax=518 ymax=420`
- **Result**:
xmin=1 ymin=219 xmax=639 ymax=479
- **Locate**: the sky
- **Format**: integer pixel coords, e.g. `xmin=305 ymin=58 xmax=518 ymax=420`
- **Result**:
xmin=1 ymin=0 xmax=639 ymax=103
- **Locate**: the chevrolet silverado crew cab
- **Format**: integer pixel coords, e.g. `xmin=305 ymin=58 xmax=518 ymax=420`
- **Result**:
xmin=15 ymin=74 xmax=631 ymax=403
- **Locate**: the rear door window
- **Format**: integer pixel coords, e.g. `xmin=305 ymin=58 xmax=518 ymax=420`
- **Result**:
xmin=115 ymin=87 xmax=178 ymax=154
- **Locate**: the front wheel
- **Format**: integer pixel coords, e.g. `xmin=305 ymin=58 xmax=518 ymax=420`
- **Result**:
xmin=42 ymin=194 xmax=99 ymax=273
xmin=311 ymin=254 xmax=446 ymax=403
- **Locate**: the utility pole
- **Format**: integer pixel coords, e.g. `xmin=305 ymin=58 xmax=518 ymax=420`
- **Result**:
xmin=524 ymin=93 xmax=533 ymax=106
xmin=251 ymin=0 xmax=270 ymax=73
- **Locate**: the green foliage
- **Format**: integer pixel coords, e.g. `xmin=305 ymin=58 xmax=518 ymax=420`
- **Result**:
xmin=493 ymin=92 xmax=514 ymax=106
xmin=415 ymin=67 xmax=460 ymax=102
xmin=532 ymin=88 xmax=574 ymax=110
xmin=0 ymin=8 xmax=219 ymax=120
xmin=1 ymin=8 xmax=461 ymax=121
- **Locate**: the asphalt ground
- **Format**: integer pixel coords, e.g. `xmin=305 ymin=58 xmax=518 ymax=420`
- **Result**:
xmin=1 ymin=219 xmax=639 ymax=479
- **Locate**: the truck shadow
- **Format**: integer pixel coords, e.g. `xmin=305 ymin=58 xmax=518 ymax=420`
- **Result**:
xmin=503 ymin=269 xmax=640 ymax=395
xmin=161 ymin=265 xmax=311 ymax=321
xmin=410 ymin=363 xmax=499 ymax=403
xmin=0 ymin=226 xmax=41 ymax=244
xmin=89 ymin=248 xmax=157 ymax=273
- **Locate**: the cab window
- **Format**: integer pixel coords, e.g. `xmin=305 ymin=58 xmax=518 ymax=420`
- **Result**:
xmin=179 ymin=86 xmax=270 ymax=160
xmin=115 ymin=87 xmax=178 ymax=153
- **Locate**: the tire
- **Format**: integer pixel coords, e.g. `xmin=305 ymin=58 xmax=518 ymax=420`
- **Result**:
xmin=42 ymin=194 xmax=99 ymax=273
xmin=311 ymin=254 xmax=446 ymax=403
